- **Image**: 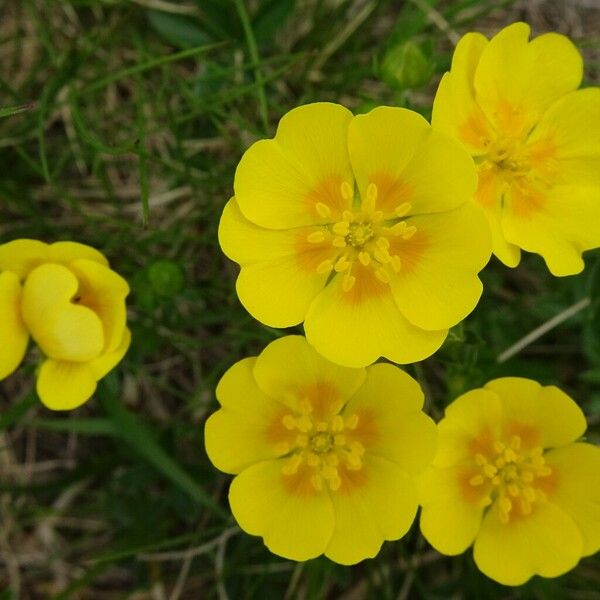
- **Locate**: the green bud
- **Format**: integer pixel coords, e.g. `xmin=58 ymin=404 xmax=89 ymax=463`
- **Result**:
xmin=147 ymin=259 xmax=185 ymax=297
xmin=379 ymin=41 xmax=433 ymax=90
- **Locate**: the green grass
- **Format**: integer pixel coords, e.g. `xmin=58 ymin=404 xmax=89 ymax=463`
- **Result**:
xmin=1 ymin=0 xmax=600 ymax=597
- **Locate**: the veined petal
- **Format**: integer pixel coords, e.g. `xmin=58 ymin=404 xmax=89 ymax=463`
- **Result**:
xmin=545 ymin=443 xmax=600 ymax=556
xmin=21 ymin=264 xmax=104 ymax=362
xmin=418 ymin=465 xmax=485 ymax=555
xmin=69 ymin=259 xmax=129 ymax=353
xmin=229 ymin=459 xmax=335 ymax=562
xmin=502 ymin=184 xmax=600 ymax=276
xmin=252 ymin=335 xmax=366 ymax=416
xmin=473 ymin=501 xmax=582 ymax=586
xmin=474 ymin=22 xmax=582 ymax=136
xmin=207 ymin=357 xmax=292 ymax=474
xmin=0 ymin=239 xmax=49 ymax=279
xmin=389 ymin=202 xmax=490 ymax=331
xmin=432 ymin=32 xmax=494 ymax=155
xmin=0 ymin=271 xmax=29 ymax=379
xmin=234 ymin=103 xmax=354 ymax=229
xmin=344 ymin=363 xmax=436 ymax=474
xmin=325 ymin=455 xmax=418 ymax=565
xmin=484 ymin=378 xmax=586 ymax=449
xmin=36 ymin=359 xmax=97 ymax=411
xmin=304 ymin=266 xmax=447 ymax=368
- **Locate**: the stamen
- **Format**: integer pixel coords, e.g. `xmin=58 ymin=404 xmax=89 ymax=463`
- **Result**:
xmin=358 ymin=251 xmax=371 ymax=266
xmin=316 ymin=259 xmax=334 ymax=275
xmin=333 ymin=221 xmax=350 ymax=235
xmin=395 ymin=202 xmax=412 ymax=217
xmin=390 ymin=255 xmax=402 ymax=273
xmin=375 ymin=268 xmax=390 ymax=284
xmin=334 ymin=255 xmax=351 ymax=272
xmin=402 ymin=226 xmax=417 ymax=240
xmin=342 ymin=273 xmax=356 ymax=292
xmin=363 ymin=183 xmax=378 ymax=213
xmin=307 ymin=230 xmax=326 ymax=244
xmin=333 ymin=236 xmax=346 ymax=248
xmin=341 ymin=181 xmax=354 ymax=201
xmin=315 ymin=202 xmax=331 ymax=218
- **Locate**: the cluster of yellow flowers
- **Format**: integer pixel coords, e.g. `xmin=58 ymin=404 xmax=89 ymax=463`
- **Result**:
xmin=1 ymin=22 xmax=598 ymax=586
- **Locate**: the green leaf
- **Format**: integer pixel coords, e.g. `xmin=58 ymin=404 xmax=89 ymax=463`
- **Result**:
xmin=97 ymin=379 xmax=227 ymax=518
xmin=147 ymin=10 xmax=210 ymax=49
xmin=27 ymin=418 xmax=119 ymax=436
xmin=0 ymin=392 xmax=37 ymax=432
xmin=0 ymin=104 xmax=34 ymax=119
xmin=253 ymin=0 xmax=296 ymax=45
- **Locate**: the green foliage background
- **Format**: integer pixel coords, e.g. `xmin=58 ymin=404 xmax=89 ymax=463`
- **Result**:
xmin=1 ymin=0 xmax=599 ymax=597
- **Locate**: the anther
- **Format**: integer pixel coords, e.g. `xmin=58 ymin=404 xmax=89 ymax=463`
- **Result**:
xmin=402 ymin=226 xmax=417 ymax=240
xmin=282 ymin=454 xmax=303 ymax=475
xmin=333 ymin=221 xmax=350 ymax=236
xmin=341 ymin=181 xmax=354 ymax=201
xmin=316 ymin=259 xmax=334 ymax=275
xmin=331 ymin=415 xmax=344 ymax=432
xmin=364 ymin=183 xmax=378 ymax=213
xmin=307 ymin=452 xmax=320 ymax=467
xmin=395 ymin=202 xmax=412 ymax=217
xmin=375 ymin=268 xmax=390 ymax=284
xmin=358 ymin=251 xmax=371 ymax=266
xmin=282 ymin=415 xmax=296 ymax=430
xmin=469 ymin=474 xmax=485 ymax=486
xmin=342 ymin=273 xmax=356 ymax=292
xmin=315 ymin=202 xmax=331 ymax=218
xmin=334 ymin=256 xmax=351 ymax=272
xmin=333 ymin=236 xmax=346 ymax=248
xmin=345 ymin=414 xmax=359 ymax=429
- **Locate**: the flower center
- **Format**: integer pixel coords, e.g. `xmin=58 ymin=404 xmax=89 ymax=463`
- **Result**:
xmin=482 ymin=138 xmax=530 ymax=178
xmin=308 ymin=182 xmax=416 ymax=292
xmin=468 ymin=435 xmax=552 ymax=524
xmin=278 ymin=402 xmax=363 ymax=491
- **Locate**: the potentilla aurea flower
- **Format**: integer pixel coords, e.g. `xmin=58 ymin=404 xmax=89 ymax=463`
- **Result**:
xmin=432 ymin=22 xmax=600 ymax=275
xmin=0 ymin=239 xmax=130 ymax=410
xmin=418 ymin=377 xmax=600 ymax=585
xmin=219 ymin=102 xmax=491 ymax=368
xmin=205 ymin=335 xmax=437 ymax=564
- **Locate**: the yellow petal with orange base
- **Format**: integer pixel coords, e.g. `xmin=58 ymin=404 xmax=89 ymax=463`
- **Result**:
xmin=234 ymin=103 xmax=354 ymax=229
xmin=473 ymin=501 xmax=582 ymax=586
xmin=545 ymin=443 xmax=600 ymax=556
xmin=252 ymin=335 xmax=366 ymax=415
xmin=205 ymin=357 xmax=290 ymax=474
xmin=0 ymin=271 xmax=29 ymax=379
xmin=389 ymin=202 xmax=490 ymax=331
xmin=344 ymin=363 xmax=436 ymax=474
xmin=229 ymin=459 xmax=335 ymax=562
xmin=304 ymin=266 xmax=446 ymax=368
xmin=325 ymin=455 xmax=418 ymax=564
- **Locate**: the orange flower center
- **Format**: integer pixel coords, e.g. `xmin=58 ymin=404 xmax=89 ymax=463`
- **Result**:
xmin=278 ymin=401 xmax=364 ymax=492
xmin=484 ymin=138 xmax=530 ymax=178
xmin=468 ymin=434 xmax=552 ymax=524
xmin=307 ymin=181 xmax=416 ymax=292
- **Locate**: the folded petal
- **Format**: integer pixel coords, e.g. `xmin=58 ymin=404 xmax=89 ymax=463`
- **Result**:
xmin=544 ymin=443 xmax=600 ymax=556
xmin=502 ymin=184 xmax=600 ymax=276
xmin=474 ymin=23 xmax=582 ymax=136
xmin=344 ymin=363 xmax=436 ymax=474
xmin=473 ymin=501 xmax=582 ymax=586
xmin=89 ymin=327 xmax=131 ymax=380
xmin=0 ymin=271 xmax=29 ymax=379
xmin=234 ymin=103 xmax=354 ymax=229
xmin=206 ymin=357 xmax=292 ymax=474
xmin=0 ymin=239 xmax=48 ymax=279
xmin=36 ymin=359 xmax=97 ymax=411
xmin=485 ymin=378 xmax=586 ymax=449
xmin=229 ymin=459 xmax=335 ymax=561
xmin=325 ymin=455 xmax=418 ymax=564
xmin=22 ymin=264 xmax=104 ymax=362
xmin=418 ymin=465 xmax=485 ymax=555
xmin=304 ymin=266 xmax=447 ymax=367
xmin=389 ymin=202 xmax=490 ymax=330
xmin=48 ymin=242 xmax=109 ymax=267
xmin=252 ymin=335 xmax=366 ymax=416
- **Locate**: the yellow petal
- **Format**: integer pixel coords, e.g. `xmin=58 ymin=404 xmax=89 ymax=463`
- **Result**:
xmin=432 ymin=32 xmax=493 ymax=155
xmin=418 ymin=465 xmax=485 ymax=555
xmin=389 ymin=202 xmax=490 ymax=330
xmin=69 ymin=259 xmax=129 ymax=353
xmin=528 ymin=88 xmax=600 ymax=189
xmin=545 ymin=443 xmax=600 ymax=556
xmin=486 ymin=378 xmax=586 ymax=449
xmin=229 ymin=459 xmax=335 ymax=561
xmin=473 ymin=501 xmax=582 ymax=586
xmin=36 ymin=359 xmax=97 ymax=411
xmin=252 ymin=335 xmax=366 ymax=415
xmin=349 ymin=107 xmax=475 ymax=216
xmin=21 ymin=264 xmax=104 ymax=362
xmin=0 ymin=239 xmax=49 ymax=279
xmin=48 ymin=241 xmax=109 ymax=267
xmin=502 ymin=185 xmax=600 ymax=276
xmin=435 ymin=388 xmax=503 ymax=468
xmin=89 ymin=327 xmax=131 ymax=380
xmin=344 ymin=363 xmax=436 ymax=474
xmin=304 ymin=266 xmax=447 ymax=367
xmin=474 ymin=22 xmax=582 ymax=135
xmin=206 ymin=357 xmax=291 ymax=474
xmin=325 ymin=455 xmax=418 ymax=564
xmin=0 ymin=271 xmax=29 ymax=379
xmin=234 ymin=103 xmax=354 ymax=228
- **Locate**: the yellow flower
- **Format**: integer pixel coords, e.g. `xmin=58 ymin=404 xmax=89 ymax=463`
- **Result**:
xmin=432 ymin=22 xmax=600 ymax=275
xmin=205 ymin=335 xmax=437 ymax=564
xmin=0 ymin=239 xmax=131 ymax=410
xmin=418 ymin=377 xmax=600 ymax=586
xmin=220 ymin=103 xmax=491 ymax=367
